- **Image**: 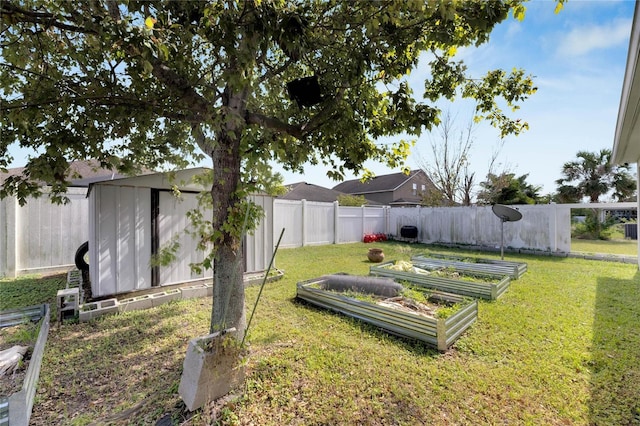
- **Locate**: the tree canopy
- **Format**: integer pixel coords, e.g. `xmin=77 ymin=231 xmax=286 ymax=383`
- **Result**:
xmin=555 ymin=149 xmax=636 ymax=203
xmin=477 ymin=172 xmax=542 ymax=205
xmin=1 ymin=0 xmax=539 ymax=337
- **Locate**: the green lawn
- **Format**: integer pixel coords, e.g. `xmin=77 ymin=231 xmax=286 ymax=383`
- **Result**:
xmin=571 ymin=238 xmax=638 ymax=256
xmin=2 ymin=242 xmax=639 ymax=425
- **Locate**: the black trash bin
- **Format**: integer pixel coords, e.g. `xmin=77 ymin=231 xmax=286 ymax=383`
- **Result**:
xmin=400 ymin=225 xmax=418 ymax=239
xmin=624 ymin=223 xmax=638 ymax=240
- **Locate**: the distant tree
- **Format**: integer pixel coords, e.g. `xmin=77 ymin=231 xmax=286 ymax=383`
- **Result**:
xmin=555 ymin=149 xmax=636 ymax=203
xmin=420 ymin=188 xmax=446 ymax=207
xmin=417 ymin=111 xmax=476 ymax=206
xmin=477 ymin=172 xmax=542 ymax=205
xmin=337 ymin=194 xmax=367 ymax=206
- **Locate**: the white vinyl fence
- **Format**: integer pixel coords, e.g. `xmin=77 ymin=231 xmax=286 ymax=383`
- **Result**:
xmin=2 ymin=196 xmax=637 ymax=278
xmin=1 ymin=188 xmax=89 ymax=278
xmin=273 ymin=200 xmax=389 ymax=248
xmin=273 ymin=200 xmax=639 ymax=255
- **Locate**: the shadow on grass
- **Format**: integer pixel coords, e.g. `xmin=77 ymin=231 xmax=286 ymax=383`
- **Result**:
xmin=590 ymin=272 xmax=640 ymax=425
xmin=31 ymin=300 xmax=209 ymax=425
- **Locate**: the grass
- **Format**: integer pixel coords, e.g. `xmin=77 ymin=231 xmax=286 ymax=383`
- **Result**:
xmin=571 ymin=238 xmax=638 ymax=256
xmin=1 ymin=241 xmax=639 ymax=425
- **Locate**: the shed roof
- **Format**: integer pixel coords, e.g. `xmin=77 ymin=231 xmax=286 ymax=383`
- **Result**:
xmin=89 ymin=168 xmax=211 ymax=192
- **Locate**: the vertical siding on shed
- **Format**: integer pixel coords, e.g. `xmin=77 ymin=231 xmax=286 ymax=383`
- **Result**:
xmin=90 ymin=185 xmax=152 ymax=297
xmin=158 ymin=191 xmax=213 ymax=286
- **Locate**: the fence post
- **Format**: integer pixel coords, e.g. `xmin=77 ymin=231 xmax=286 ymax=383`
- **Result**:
xmin=333 ymin=201 xmax=339 ymax=244
xmin=0 ymin=196 xmax=18 ymax=278
xmin=361 ymin=205 xmax=366 ymax=239
xmin=301 ymin=199 xmax=307 ymax=247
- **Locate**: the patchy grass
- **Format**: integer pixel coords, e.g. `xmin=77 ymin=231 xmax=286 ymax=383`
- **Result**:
xmin=1 ymin=242 xmax=638 ymax=425
xmin=0 ymin=273 xmax=67 ymax=312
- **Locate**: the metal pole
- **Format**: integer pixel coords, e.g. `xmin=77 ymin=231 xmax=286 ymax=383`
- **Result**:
xmin=242 ymin=227 xmax=285 ymax=347
xmin=500 ymin=219 xmax=505 ymax=260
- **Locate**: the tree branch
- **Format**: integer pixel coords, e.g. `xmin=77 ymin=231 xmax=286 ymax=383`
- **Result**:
xmin=245 ymin=112 xmax=303 ymax=139
xmin=0 ymin=1 xmax=96 ymax=34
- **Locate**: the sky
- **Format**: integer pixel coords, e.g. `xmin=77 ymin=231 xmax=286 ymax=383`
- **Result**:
xmin=272 ymin=0 xmax=637 ymax=197
xmin=5 ymin=1 xmax=636 ymax=198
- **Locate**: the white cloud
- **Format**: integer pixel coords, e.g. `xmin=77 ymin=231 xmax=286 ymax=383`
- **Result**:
xmin=556 ymin=18 xmax=632 ymax=57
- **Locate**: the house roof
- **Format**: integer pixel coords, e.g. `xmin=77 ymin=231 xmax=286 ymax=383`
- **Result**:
xmin=332 ymin=170 xmax=426 ymax=194
xmin=0 ymin=159 xmax=151 ymax=187
xmin=613 ymin=1 xmax=640 ymax=165
xmin=279 ymin=182 xmax=345 ymax=203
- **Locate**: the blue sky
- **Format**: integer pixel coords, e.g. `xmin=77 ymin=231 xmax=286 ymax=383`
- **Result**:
xmin=6 ymin=1 xmax=635 ymax=198
xmin=274 ymin=0 xmax=637 ymax=197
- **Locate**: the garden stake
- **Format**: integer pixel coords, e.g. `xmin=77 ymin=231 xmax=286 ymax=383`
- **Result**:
xmin=242 ymin=227 xmax=285 ymax=347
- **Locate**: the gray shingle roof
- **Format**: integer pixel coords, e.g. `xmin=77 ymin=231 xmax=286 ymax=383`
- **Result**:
xmin=279 ymin=182 xmax=345 ymax=203
xmin=332 ymin=170 xmax=424 ymax=194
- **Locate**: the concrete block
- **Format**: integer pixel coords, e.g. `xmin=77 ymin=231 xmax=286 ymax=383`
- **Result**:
xmin=178 ymin=329 xmax=245 ymax=411
xmin=79 ymin=298 xmax=119 ymax=321
xmin=119 ymin=295 xmax=153 ymax=312
xmin=150 ymin=289 xmax=182 ymax=307
xmin=180 ymin=285 xmax=209 ymax=300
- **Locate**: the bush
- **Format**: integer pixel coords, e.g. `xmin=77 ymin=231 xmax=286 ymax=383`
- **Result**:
xmin=572 ymin=210 xmax=617 ymax=240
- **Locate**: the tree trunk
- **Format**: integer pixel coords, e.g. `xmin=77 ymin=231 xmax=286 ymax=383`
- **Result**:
xmin=209 ymin=130 xmax=245 ymax=340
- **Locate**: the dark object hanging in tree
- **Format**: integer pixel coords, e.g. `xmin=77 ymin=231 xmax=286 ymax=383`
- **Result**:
xmin=287 ymin=75 xmax=322 ymax=108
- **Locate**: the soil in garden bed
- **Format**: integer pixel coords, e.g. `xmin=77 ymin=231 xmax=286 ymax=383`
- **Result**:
xmin=0 ymin=322 xmax=37 ymax=397
xmin=313 ymin=283 xmax=459 ymax=319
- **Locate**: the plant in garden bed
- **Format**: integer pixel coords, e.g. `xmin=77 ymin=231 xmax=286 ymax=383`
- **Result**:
xmin=317 ymin=280 xmax=465 ymax=320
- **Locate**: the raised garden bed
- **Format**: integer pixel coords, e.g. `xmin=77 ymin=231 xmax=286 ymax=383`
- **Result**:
xmin=296 ymin=275 xmax=478 ymax=352
xmin=0 ymin=304 xmax=50 ymax=426
xmin=411 ymin=254 xmax=528 ymax=280
xmin=370 ymin=260 xmax=512 ymax=300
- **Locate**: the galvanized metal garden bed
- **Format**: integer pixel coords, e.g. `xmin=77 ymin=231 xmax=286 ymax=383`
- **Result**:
xmin=411 ymin=254 xmax=528 ymax=279
xmin=0 ymin=304 xmax=50 ymax=426
xmin=370 ymin=261 xmax=511 ymax=300
xmin=296 ymin=277 xmax=478 ymax=352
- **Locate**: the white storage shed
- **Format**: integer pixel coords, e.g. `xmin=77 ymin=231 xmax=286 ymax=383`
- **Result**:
xmin=87 ymin=168 xmax=274 ymax=297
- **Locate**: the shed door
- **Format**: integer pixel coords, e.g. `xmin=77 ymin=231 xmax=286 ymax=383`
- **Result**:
xmin=155 ymin=191 xmax=212 ymax=286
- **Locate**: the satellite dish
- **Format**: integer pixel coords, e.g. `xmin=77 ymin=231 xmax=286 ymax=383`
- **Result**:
xmin=491 ymin=204 xmax=523 ymax=259
xmin=492 ymin=204 xmax=523 ymax=222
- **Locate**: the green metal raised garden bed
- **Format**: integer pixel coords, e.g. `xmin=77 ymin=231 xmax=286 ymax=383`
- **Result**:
xmin=411 ymin=254 xmax=527 ymax=280
xmin=296 ymin=275 xmax=478 ymax=352
xmin=370 ymin=260 xmax=511 ymax=300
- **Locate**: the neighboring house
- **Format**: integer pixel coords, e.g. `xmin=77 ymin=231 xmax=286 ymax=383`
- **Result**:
xmin=332 ymin=170 xmax=436 ymax=206
xmin=279 ymin=181 xmax=381 ymax=205
xmin=279 ymin=182 xmax=346 ymax=203
xmin=0 ymin=159 xmax=141 ymax=187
